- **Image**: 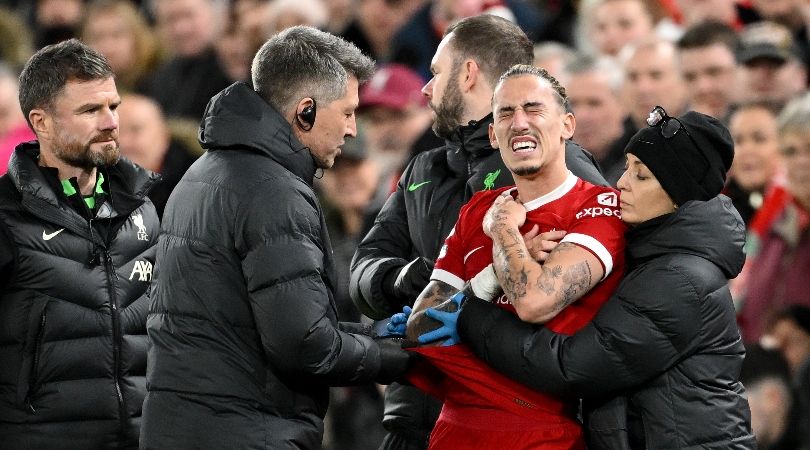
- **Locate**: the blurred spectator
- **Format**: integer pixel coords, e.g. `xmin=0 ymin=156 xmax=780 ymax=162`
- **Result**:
xmin=565 ymin=54 xmax=633 ymax=185
xmin=117 ymin=93 xmax=197 ymax=217
xmin=532 ymin=41 xmax=577 ymax=83
xmin=764 ymin=306 xmax=810 ymax=447
xmin=726 ymin=102 xmax=782 ymax=225
xmin=676 ymin=21 xmax=740 ymax=122
xmin=340 ymin=0 xmax=425 ymax=62
xmin=576 ymin=0 xmax=656 ymax=57
xmin=675 ymin=0 xmax=759 ymax=30
xmin=80 ymin=0 xmax=164 ymax=93
xmin=358 ymin=64 xmax=438 ymax=195
xmin=215 ymin=7 xmax=252 ymax=82
xmin=740 ymin=344 xmax=807 ymax=450
xmin=32 ymin=0 xmax=84 ymax=48
xmin=325 ymin=0 xmax=355 ymax=34
xmin=749 ymin=0 xmax=810 ymax=62
xmin=389 ymin=0 xmax=543 ymax=80
xmin=736 ymin=22 xmax=808 ymax=109
xmin=737 ymin=93 xmax=810 ymax=342
xmin=0 ymin=6 xmax=33 ymax=70
xmin=0 ymin=63 xmax=35 ymax=174
xmin=620 ymin=36 xmax=688 ymax=130
xmin=263 ymin=0 xmax=328 ymax=37
xmin=140 ymin=0 xmax=232 ymax=121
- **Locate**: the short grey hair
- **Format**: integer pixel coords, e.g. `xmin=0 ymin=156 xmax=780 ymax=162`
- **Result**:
xmin=494 ymin=64 xmax=569 ymax=112
xmin=251 ymin=26 xmax=375 ymax=113
xmin=18 ymin=38 xmax=113 ymax=128
xmin=777 ymin=91 xmax=810 ymax=136
xmin=564 ymin=54 xmax=623 ymax=93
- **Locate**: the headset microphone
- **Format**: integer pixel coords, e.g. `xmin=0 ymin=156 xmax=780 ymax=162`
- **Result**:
xmin=296 ymin=100 xmax=317 ymax=131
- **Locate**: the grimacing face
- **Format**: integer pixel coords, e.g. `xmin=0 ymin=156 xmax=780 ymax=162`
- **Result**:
xmin=617 ymin=153 xmax=677 ymax=225
xmin=488 ymin=74 xmax=574 ymax=180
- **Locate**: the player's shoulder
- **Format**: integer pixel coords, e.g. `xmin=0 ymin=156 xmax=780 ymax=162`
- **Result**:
xmin=570 ymin=178 xmax=620 ymax=207
xmin=467 ymin=186 xmax=513 ymax=209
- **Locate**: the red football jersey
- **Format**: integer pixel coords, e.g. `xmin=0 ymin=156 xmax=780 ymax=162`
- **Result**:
xmin=408 ymin=172 xmax=627 ymax=447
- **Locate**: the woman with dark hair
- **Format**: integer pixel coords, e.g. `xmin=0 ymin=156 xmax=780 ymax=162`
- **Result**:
xmin=419 ymin=107 xmax=755 ymax=449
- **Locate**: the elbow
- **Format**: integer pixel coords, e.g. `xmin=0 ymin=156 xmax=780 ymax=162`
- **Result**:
xmin=514 ymin=301 xmax=557 ymax=324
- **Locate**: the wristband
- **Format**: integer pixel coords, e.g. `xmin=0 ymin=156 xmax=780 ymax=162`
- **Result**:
xmin=469 ymin=264 xmax=500 ymax=301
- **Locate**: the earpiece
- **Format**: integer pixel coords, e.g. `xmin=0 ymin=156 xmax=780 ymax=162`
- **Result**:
xmin=296 ymin=100 xmax=317 ymax=131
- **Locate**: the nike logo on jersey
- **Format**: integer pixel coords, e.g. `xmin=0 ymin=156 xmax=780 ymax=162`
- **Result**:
xmin=42 ymin=228 xmax=65 ymax=241
xmin=463 ymin=245 xmax=485 ymax=263
xmin=408 ymin=181 xmax=431 ymax=192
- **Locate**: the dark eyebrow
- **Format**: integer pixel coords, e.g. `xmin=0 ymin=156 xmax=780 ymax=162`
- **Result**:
xmin=75 ymin=99 xmax=121 ymax=112
xmin=496 ymin=101 xmax=544 ymax=115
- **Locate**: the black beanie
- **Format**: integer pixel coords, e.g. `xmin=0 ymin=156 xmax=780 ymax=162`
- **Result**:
xmin=625 ymin=111 xmax=734 ymax=206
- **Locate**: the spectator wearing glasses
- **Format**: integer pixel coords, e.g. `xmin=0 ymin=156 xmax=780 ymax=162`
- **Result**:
xmin=419 ymin=106 xmax=755 ymax=449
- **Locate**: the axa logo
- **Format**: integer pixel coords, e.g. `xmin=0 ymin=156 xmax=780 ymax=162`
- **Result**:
xmin=129 ymin=260 xmax=153 ymax=281
xmin=597 ymin=192 xmax=618 ymax=207
xmin=132 ymin=213 xmax=149 ymax=241
xmin=576 ymin=206 xmax=621 ymax=220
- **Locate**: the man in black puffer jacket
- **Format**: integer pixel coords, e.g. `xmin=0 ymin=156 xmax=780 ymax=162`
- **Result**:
xmin=0 ymin=40 xmax=159 ymax=449
xmin=349 ymin=15 xmax=606 ymax=450
xmin=141 ymin=27 xmax=413 ymax=449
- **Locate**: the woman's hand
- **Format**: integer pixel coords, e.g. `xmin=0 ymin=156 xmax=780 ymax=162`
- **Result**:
xmin=483 ymin=193 xmax=526 ymax=238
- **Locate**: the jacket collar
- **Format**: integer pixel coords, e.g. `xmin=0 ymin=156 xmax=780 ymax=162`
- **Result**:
xmin=198 ymin=82 xmax=317 ymax=185
xmin=626 ymin=196 xmax=746 ymax=278
xmin=6 ymin=142 xmax=159 ymax=242
xmin=7 ymin=142 xmax=158 ymax=208
xmin=446 ymin=113 xmax=497 ymax=175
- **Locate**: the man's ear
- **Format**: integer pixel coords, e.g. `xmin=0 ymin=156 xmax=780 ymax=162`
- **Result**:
xmin=28 ymin=109 xmax=49 ymax=139
xmin=562 ymin=111 xmax=575 ymax=140
xmin=461 ymin=59 xmax=480 ymax=93
xmin=488 ymin=123 xmax=499 ymax=150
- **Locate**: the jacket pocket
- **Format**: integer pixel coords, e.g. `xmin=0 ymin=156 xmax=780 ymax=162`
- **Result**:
xmin=24 ymin=304 xmax=48 ymax=414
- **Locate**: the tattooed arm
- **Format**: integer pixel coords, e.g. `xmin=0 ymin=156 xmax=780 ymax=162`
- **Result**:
xmin=405 ymin=280 xmax=464 ymax=345
xmin=483 ymin=194 xmax=604 ymax=324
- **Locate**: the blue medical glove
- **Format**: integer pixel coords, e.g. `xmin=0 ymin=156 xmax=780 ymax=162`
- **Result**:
xmin=383 ymin=306 xmax=412 ymax=337
xmin=418 ymin=292 xmax=465 ymax=346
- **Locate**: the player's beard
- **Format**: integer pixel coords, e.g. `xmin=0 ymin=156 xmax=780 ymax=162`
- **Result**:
xmin=431 ymin=63 xmax=465 ymax=140
xmin=512 ymin=164 xmax=542 ymax=177
xmin=52 ymin=128 xmax=120 ymax=170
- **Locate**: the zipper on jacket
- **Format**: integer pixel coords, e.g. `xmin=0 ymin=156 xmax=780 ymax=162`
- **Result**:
xmin=103 ymin=250 xmax=126 ymax=433
xmin=25 ymin=310 xmax=47 ymax=414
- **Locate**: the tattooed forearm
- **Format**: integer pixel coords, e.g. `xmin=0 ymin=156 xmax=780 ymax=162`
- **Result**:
xmin=501 ymin=265 xmax=529 ymax=304
xmin=492 ymin=225 xmax=531 ymax=304
xmin=537 ymin=265 xmax=563 ymax=295
xmin=406 ymin=281 xmax=457 ymax=343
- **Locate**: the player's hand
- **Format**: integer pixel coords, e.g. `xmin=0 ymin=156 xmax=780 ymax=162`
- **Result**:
xmin=382 ymin=306 xmax=412 ymax=337
xmin=418 ymin=293 xmax=464 ymax=346
xmin=522 ymin=226 xmax=566 ymax=263
xmin=483 ymin=193 xmax=526 ymax=238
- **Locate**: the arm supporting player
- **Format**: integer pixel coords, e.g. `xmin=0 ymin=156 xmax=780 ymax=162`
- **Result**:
xmin=484 ymin=194 xmax=604 ymax=324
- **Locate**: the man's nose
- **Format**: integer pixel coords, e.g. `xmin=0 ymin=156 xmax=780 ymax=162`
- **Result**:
xmin=511 ymin=109 xmax=529 ymax=131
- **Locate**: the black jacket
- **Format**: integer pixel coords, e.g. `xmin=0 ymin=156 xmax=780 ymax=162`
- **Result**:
xmin=142 ymin=82 xmax=397 ymax=450
xmin=0 ymin=144 xmax=160 ymax=450
xmin=458 ymin=196 xmax=756 ymax=449
xmin=349 ymin=114 xmax=606 ymax=442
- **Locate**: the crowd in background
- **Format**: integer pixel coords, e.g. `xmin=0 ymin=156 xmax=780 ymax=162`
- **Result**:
xmin=0 ymin=0 xmax=809 ymax=449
